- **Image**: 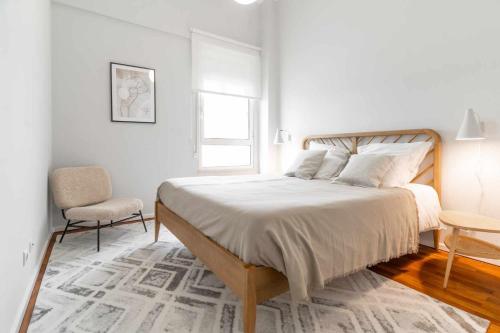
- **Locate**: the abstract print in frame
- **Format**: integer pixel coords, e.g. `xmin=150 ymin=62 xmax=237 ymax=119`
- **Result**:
xmin=110 ymin=63 xmax=156 ymax=123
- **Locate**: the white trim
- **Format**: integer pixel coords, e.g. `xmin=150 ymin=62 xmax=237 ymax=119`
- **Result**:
xmin=11 ymin=233 xmax=52 ymax=333
xmin=251 ymin=98 xmax=260 ymax=172
xmin=197 ymin=166 xmax=259 ymax=176
xmin=195 ymin=89 xmax=261 ymax=100
xmin=191 ymin=93 xmax=199 ymax=157
xmin=197 ymin=92 xmax=259 ymax=174
xmin=191 ymin=28 xmax=261 ymax=51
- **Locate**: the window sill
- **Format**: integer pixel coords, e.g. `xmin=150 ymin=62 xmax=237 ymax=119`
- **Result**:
xmin=197 ymin=167 xmax=259 ymax=177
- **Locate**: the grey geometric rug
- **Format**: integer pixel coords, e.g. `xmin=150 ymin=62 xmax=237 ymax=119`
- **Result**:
xmin=29 ymin=222 xmax=490 ymax=333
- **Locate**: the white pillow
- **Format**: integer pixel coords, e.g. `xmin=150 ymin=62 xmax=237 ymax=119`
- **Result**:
xmin=333 ymin=154 xmax=395 ymax=188
xmin=285 ymin=150 xmax=327 ymax=180
xmin=357 ymin=142 xmax=432 ymax=187
xmin=313 ymin=149 xmax=350 ymax=179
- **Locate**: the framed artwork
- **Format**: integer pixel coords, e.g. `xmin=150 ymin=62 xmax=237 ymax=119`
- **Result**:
xmin=110 ymin=62 xmax=156 ymax=123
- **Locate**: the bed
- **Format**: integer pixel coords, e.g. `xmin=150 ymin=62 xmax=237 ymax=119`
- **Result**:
xmin=154 ymin=129 xmax=442 ymax=333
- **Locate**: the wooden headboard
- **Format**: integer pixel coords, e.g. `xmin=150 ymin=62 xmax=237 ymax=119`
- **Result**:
xmin=303 ymin=129 xmax=442 ymax=199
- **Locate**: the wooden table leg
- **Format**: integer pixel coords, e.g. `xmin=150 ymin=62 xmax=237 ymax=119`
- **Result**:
xmin=443 ymin=228 xmax=460 ymax=288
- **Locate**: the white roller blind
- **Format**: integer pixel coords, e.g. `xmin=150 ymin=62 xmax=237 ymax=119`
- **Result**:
xmin=192 ymin=31 xmax=261 ymax=99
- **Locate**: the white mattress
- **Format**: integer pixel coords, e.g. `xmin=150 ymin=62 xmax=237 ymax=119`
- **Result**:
xmin=158 ymin=175 xmax=441 ymax=232
xmin=157 ymin=175 xmax=440 ymax=300
xmin=402 ymin=183 xmax=442 ymax=232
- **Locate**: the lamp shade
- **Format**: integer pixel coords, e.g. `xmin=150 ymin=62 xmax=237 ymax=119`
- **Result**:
xmin=273 ymin=129 xmax=291 ymax=145
xmin=456 ymin=109 xmax=485 ymax=141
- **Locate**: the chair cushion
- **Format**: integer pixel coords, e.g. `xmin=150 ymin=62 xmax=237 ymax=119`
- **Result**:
xmin=65 ymin=198 xmax=144 ymax=221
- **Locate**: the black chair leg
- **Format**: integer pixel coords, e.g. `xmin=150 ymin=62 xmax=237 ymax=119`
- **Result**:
xmin=139 ymin=210 xmax=147 ymax=232
xmin=110 ymin=220 xmax=113 ymax=227
xmin=97 ymin=220 xmax=100 ymax=252
xmin=60 ymin=219 xmax=71 ymax=243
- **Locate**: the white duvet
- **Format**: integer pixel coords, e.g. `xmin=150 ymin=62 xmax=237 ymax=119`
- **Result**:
xmin=157 ymin=175 xmax=440 ymax=301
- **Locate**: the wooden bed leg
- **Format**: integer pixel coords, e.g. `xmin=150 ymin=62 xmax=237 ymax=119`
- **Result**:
xmin=243 ymin=267 xmax=257 ymax=333
xmin=433 ymin=229 xmax=441 ymax=250
xmin=154 ymin=201 xmax=160 ymax=242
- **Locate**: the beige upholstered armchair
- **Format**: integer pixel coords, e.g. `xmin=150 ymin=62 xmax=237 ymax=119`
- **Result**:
xmin=50 ymin=166 xmax=146 ymax=251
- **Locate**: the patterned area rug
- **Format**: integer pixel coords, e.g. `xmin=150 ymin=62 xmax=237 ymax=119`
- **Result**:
xmin=29 ymin=222 xmax=490 ymax=333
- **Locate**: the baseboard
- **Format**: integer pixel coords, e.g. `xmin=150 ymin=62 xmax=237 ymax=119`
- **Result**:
xmin=11 ymin=232 xmax=52 ymax=333
xmin=52 ymin=212 xmax=155 ymax=232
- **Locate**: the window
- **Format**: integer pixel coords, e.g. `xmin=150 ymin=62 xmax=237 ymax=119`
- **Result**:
xmin=191 ymin=29 xmax=261 ymax=174
xmin=198 ymin=92 xmax=257 ymax=172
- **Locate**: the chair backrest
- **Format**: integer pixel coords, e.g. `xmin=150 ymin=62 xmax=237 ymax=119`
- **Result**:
xmin=51 ymin=166 xmax=112 ymax=209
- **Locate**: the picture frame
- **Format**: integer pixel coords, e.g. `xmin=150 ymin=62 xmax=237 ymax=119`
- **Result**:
xmin=110 ymin=62 xmax=156 ymax=124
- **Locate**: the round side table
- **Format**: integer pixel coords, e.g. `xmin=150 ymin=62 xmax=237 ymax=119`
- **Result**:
xmin=439 ymin=210 xmax=500 ymax=288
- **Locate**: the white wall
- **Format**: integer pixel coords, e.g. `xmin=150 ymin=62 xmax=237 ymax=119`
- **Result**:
xmin=276 ymin=0 xmax=500 ymax=260
xmin=259 ymin=0 xmax=281 ymax=174
xmin=0 ymin=0 xmax=52 ymax=331
xmin=53 ymin=0 xmax=261 ymax=45
xmin=51 ymin=1 xmax=262 ymax=228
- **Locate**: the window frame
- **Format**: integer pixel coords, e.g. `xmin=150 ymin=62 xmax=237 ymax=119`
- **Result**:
xmin=197 ymin=91 xmax=259 ymax=175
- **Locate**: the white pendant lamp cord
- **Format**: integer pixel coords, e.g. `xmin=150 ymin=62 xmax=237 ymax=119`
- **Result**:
xmin=475 ymin=142 xmax=484 ymax=214
xmin=455 ymin=108 xmax=486 ymax=214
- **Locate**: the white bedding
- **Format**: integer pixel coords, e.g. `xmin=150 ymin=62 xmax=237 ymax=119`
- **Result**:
xmin=403 ymin=183 xmax=442 ymax=232
xmin=157 ymin=175 xmax=441 ymax=300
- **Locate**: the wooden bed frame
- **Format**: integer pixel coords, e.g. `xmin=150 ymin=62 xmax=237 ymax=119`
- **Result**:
xmin=154 ymin=129 xmax=442 ymax=333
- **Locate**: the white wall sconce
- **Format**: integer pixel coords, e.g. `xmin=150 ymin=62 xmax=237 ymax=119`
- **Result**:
xmin=456 ymin=109 xmax=485 ymax=141
xmin=273 ymin=129 xmax=292 ymax=145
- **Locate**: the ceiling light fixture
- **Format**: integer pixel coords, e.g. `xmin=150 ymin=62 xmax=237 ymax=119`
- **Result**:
xmin=234 ymin=0 xmax=257 ymax=5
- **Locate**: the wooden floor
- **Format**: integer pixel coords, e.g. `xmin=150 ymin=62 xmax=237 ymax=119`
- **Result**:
xmin=20 ymin=223 xmax=500 ymax=333
xmin=371 ymin=245 xmax=500 ymax=333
